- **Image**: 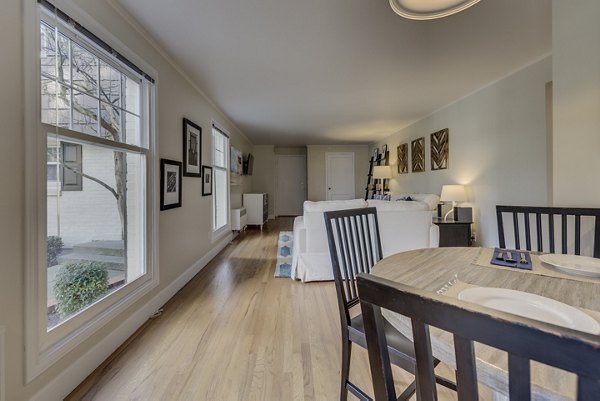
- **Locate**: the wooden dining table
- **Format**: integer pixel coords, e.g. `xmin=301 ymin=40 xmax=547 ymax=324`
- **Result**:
xmin=371 ymin=247 xmax=600 ymax=401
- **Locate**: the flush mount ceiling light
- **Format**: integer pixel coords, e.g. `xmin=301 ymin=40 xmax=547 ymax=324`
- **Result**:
xmin=389 ymin=0 xmax=480 ymax=20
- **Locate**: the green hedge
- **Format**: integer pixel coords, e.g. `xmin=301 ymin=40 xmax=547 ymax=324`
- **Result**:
xmin=54 ymin=261 xmax=109 ymax=318
xmin=47 ymin=235 xmax=64 ymax=267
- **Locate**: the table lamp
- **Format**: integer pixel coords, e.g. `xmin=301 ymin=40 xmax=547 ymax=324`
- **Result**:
xmin=440 ymin=184 xmax=466 ymax=221
xmin=372 ymin=165 xmax=392 ymax=195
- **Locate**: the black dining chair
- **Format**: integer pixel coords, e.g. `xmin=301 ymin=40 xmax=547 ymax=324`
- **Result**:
xmin=496 ymin=205 xmax=600 ymax=258
xmin=357 ymin=273 xmax=600 ymax=401
xmin=324 ymin=207 xmax=455 ymax=401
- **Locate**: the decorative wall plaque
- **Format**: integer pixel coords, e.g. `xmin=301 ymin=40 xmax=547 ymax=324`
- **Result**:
xmin=431 ymin=128 xmax=449 ymax=170
xmin=411 ymin=137 xmax=425 ymax=172
xmin=397 ymin=143 xmax=408 ymax=174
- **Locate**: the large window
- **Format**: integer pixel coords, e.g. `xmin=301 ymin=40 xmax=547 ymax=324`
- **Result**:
xmin=212 ymin=125 xmax=229 ymax=235
xmin=26 ymin=1 xmax=157 ymax=381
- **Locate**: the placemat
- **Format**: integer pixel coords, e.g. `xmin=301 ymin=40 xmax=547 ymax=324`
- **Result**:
xmin=472 ymin=248 xmax=600 ymax=284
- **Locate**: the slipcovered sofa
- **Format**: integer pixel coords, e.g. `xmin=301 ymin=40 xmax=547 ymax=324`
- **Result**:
xmin=291 ymin=196 xmax=440 ymax=282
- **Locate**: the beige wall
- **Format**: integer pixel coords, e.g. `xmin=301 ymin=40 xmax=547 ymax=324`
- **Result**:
xmin=306 ymin=145 xmax=370 ymax=201
xmin=552 ymin=0 xmax=600 ymax=206
xmin=372 ymin=57 xmax=552 ymax=247
xmin=0 ymin=1 xmax=252 ymax=399
xmin=250 ymin=145 xmax=275 ymax=216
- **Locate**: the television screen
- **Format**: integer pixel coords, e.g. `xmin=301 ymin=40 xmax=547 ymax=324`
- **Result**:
xmin=244 ymin=153 xmax=254 ymax=176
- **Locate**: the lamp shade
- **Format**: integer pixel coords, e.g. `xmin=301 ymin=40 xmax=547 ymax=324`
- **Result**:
xmin=372 ymin=165 xmax=392 ymax=179
xmin=440 ymin=185 xmax=466 ymax=202
xmin=389 ymin=0 xmax=480 ymax=20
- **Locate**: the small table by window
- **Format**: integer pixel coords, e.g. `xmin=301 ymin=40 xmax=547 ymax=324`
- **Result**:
xmin=433 ymin=218 xmax=472 ymax=247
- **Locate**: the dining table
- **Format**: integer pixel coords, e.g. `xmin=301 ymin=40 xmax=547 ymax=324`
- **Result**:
xmin=371 ymin=247 xmax=600 ymax=401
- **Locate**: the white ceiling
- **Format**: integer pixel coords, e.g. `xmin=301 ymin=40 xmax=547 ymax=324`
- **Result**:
xmin=117 ymin=0 xmax=551 ymax=145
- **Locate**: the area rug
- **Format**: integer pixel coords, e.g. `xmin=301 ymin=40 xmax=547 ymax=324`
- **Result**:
xmin=275 ymin=231 xmax=293 ymax=278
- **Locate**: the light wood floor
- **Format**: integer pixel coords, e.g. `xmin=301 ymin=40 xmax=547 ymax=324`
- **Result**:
xmin=68 ymin=218 xmax=461 ymax=401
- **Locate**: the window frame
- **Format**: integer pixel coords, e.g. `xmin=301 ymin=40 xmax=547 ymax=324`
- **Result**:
xmin=211 ymin=123 xmax=230 ymax=240
xmin=24 ymin=1 xmax=159 ymax=382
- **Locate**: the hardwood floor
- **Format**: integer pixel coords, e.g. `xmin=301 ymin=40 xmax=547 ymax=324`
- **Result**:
xmin=68 ymin=218 xmax=460 ymax=401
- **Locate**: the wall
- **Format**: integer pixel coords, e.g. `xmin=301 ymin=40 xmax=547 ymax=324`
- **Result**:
xmin=552 ymin=0 xmax=600 ymax=206
xmin=249 ymin=146 xmax=308 ymax=217
xmin=306 ymin=145 xmax=370 ymax=201
xmin=0 ymin=0 xmax=252 ymax=400
xmin=372 ymin=57 xmax=552 ymax=247
xmin=250 ymin=145 xmax=275 ymax=217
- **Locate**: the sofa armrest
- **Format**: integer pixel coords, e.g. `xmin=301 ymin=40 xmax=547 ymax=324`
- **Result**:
xmin=293 ymin=217 xmax=305 ymax=252
xmin=429 ymin=224 xmax=440 ymax=248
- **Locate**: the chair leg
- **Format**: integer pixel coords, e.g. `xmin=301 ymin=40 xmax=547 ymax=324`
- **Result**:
xmin=340 ymin=340 xmax=352 ymax=401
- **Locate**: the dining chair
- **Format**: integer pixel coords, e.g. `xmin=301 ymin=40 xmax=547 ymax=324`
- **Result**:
xmin=496 ymin=205 xmax=600 ymax=258
xmin=357 ymin=273 xmax=600 ymax=401
xmin=324 ymin=207 xmax=455 ymax=401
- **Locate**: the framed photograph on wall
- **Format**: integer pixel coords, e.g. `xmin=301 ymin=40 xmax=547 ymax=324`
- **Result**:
xmin=183 ymin=118 xmax=202 ymax=177
xmin=160 ymin=159 xmax=182 ymax=210
xmin=202 ymin=165 xmax=213 ymax=196
xmin=372 ymin=147 xmax=379 ymax=160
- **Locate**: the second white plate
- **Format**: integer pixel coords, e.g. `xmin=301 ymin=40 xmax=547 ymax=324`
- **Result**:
xmin=458 ymin=287 xmax=600 ymax=335
xmin=539 ymin=253 xmax=600 ymax=278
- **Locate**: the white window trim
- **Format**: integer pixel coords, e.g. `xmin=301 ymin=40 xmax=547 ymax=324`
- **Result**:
xmin=23 ymin=0 xmax=159 ymax=382
xmin=211 ymin=122 xmax=230 ymax=241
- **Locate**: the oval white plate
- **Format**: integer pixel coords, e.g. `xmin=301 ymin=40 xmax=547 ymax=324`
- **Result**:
xmin=458 ymin=287 xmax=600 ymax=335
xmin=539 ymin=254 xmax=600 ymax=278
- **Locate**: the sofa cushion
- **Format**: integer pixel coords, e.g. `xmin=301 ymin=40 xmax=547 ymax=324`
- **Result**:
xmin=303 ymin=199 xmax=367 ymax=213
xmin=376 ymin=210 xmax=436 ymax=257
xmin=304 ymin=199 xmax=367 ymax=253
xmin=367 ymin=199 xmax=429 ymax=211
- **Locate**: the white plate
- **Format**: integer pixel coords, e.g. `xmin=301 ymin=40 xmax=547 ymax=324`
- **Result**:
xmin=539 ymin=253 xmax=600 ymax=278
xmin=458 ymin=287 xmax=600 ymax=335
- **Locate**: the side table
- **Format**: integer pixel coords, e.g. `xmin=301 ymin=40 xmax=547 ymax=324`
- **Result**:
xmin=433 ymin=218 xmax=472 ymax=247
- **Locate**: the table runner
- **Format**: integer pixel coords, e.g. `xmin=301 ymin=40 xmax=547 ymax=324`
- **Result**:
xmin=472 ymin=248 xmax=600 ymax=284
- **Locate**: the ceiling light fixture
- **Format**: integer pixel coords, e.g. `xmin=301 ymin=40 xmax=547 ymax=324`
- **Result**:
xmin=389 ymin=0 xmax=480 ymax=20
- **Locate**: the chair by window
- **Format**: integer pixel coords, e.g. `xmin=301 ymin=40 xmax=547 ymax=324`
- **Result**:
xmin=357 ymin=273 xmax=600 ymax=401
xmin=496 ymin=206 xmax=600 ymax=258
xmin=324 ymin=207 xmax=455 ymax=400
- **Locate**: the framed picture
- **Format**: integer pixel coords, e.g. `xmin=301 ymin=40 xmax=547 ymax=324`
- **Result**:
xmin=372 ymin=147 xmax=379 ymax=160
xmin=160 ymin=159 xmax=182 ymax=210
xmin=431 ymin=128 xmax=449 ymax=170
xmin=230 ymin=146 xmax=243 ymax=175
xmin=397 ymin=143 xmax=408 ymax=174
xmin=411 ymin=137 xmax=425 ymax=172
xmin=382 ymin=144 xmax=388 ymax=155
xmin=202 ymin=165 xmax=213 ymax=196
xmin=183 ymin=118 xmax=202 ymax=177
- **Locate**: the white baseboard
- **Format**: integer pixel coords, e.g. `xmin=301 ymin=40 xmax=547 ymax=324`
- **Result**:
xmin=29 ymin=234 xmax=232 ymax=401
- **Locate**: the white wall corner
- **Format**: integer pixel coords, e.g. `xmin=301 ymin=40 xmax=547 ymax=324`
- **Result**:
xmin=29 ymin=234 xmax=232 ymax=401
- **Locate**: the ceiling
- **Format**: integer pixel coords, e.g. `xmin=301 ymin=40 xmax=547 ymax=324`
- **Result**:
xmin=117 ymin=0 xmax=551 ymax=145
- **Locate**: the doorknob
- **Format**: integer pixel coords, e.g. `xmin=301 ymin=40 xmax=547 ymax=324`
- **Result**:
xmin=328 ymin=187 xmax=331 ymax=190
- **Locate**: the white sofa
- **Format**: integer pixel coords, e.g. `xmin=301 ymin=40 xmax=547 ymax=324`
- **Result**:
xmin=291 ymin=196 xmax=440 ymax=282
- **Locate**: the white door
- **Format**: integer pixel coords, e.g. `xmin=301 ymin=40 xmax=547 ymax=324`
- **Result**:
xmin=326 ymin=152 xmax=355 ymax=200
xmin=275 ymin=155 xmax=307 ymax=216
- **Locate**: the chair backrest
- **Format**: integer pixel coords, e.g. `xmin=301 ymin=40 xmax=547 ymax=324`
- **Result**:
xmin=357 ymin=273 xmax=600 ymax=401
xmin=324 ymin=207 xmax=383 ymax=326
xmin=496 ymin=205 xmax=600 ymax=258
xmin=304 ymin=199 xmax=367 ymax=253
